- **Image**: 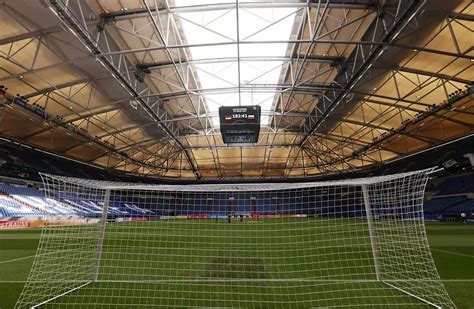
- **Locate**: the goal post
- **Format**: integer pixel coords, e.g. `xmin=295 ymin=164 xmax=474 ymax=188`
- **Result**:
xmin=16 ymin=170 xmax=456 ymax=308
xmin=361 ymin=184 xmax=382 ymax=282
xmin=16 ymin=175 xmax=108 ymax=309
xmin=360 ymin=171 xmax=454 ymax=308
xmin=92 ymin=189 xmax=110 ymax=283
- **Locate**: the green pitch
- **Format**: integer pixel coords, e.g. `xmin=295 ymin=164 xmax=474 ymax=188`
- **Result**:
xmin=1 ymin=221 xmax=473 ymax=308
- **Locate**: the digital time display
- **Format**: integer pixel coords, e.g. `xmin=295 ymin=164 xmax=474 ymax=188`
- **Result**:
xmin=223 ymin=107 xmax=256 ymax=121
xmin=219 ymin=105 xmax=261 ymax=144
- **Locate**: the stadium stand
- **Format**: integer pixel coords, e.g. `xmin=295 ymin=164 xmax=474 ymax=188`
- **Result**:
xmin=447 ymin=199 xmax=474 ymax=213
xmin=424 ymin=196 xmax=466 ymax=213
xmin=428 ymin=173 xmax=474 ymax=195
xmin=0 ymin=184 xmax=73 ymax=217
xmin=423 ymin=170 xmax=474 ymax=220
xmin=0 ymin=142 xmax=116 ymax=181
xmin=0 ymin=182 xmax=154 ymax=218
xmin=0 ymin=193 xmax=42 ymax=218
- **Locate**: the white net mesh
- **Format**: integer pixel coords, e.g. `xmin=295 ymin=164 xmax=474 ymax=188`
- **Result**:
xmin=16 ymin=169 xmax=455 ymax=308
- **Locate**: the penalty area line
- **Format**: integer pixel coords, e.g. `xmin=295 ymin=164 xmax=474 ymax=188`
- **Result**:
xmin=0 ymin=249 xmax=78 ymax=265
xmin=0 ymin=254 xmax=35 ymax=264
xmin=431 ymin=248 xmax=474 ymax=258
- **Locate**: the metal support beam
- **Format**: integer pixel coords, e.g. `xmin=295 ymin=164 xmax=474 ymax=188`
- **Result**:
xmin=142 ymin=0 xmax=218 ymax=178
xmin=146 ymin=84 xmax=336 ymax=100
xmin=343 ymin=118 xmax=442 ymax=144
xmin=392 ymin=66 xmax=472 ymax=85
xmin=48 ymin=0 xmax=200 ymax=179
xmin=101 ymin=1 xmax=372 ymax=22
xmin=22 ymin=76 xmax=111 ymax=99
xmin=138 ymin=55 xmax=344 ymax=71
xmin=183 ymin=143 xmax=300 ymax=150
xmin=95 ymin=38 xmax=474 ymax=60
xmin=300 ymin=0 xmax=427 ymax=147
xmin=448 ymin=12 xmax=474 ymax=22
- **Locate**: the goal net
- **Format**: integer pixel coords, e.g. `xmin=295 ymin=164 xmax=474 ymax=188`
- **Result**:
xmin=16 ymin=169 xmax=455 ymax=308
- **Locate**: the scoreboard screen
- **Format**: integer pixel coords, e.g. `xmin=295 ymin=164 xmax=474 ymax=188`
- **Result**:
xmin=219 ymin=105 xmax=261 ymax=144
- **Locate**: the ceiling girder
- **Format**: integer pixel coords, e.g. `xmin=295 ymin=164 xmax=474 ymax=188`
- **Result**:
xmin=95 ymin=38 xmax=474 ymax=61
xmin=300 ymin=0 xmax=427 ymax=146
xmin=160 ymin=110 xmax=323 ymax=124
xmin=357 ymin=93 xmax=474 ymax=120
xmin=142 ymin=0 xmax=220 ymax=178
xmin=320 ymin=87 xmax=474 ymax=169
xmin=322 ymin=132 xmax=403 ymax=155
xmin=137 ymin=55 xmax=345 ymax=71
xmin=184 ymin=143 xmax=300 ymax=150
xmin=86 ymin=137 xmax=161 ymax=162
xmin=149 ymin=84 xmax=336 ymax=100
xmin=100 ymin=1 xmax=372 ymax=23
xmin=22 ymin=76 xmax=110 ymax=99
xmin=48 ymin=0 xmax=200 ymax=179
xmin=392 ymin=66 xmax=473 ymax=85
xmin=447 ymin=12 xmax=474 ymax=22
xmin=342 ymin=118 xmax=441 ymax=144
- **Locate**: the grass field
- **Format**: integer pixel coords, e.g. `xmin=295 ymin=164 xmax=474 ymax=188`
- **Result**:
xmin=0 ymin=220 xmax=473 ymax=308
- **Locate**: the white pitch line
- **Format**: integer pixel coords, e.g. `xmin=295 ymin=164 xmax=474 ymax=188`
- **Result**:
xmin=0 ymin=279 xmax=473 ymax=283
xmin=431 ymin=248 xmax=474 ymax=258
xmin=0 ymin=254 xmax=35 ymax=264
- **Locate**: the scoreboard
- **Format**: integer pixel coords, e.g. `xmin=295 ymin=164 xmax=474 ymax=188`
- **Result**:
xmin=219 ymin=105 xmax=261 ymax=144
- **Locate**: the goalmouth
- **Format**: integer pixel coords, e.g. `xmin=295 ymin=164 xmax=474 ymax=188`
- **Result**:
xmin=16 ymin=169 xmax=456 ymax=308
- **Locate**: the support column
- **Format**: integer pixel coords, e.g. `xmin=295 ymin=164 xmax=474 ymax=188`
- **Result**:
xmin=92 ymin=189 xmax=111 ymax=282
xmin=362 ymin=184 xmax=382 ymax=281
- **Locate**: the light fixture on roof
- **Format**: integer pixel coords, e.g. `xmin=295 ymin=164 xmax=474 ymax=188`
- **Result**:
xmin=135 ymin=65 xmax=151 ymax=83
xmin=19 ymin=75 xmax=24 ymax=79
xmin=416 ymin=95 xmax=421 ymax=99
xmin=373 ymin=88 xmax=377 ymax=91
xmin=413 ymin=49 xmax=418 ymax=52
xmin=129 ymin=99 xmax=138 ymax=110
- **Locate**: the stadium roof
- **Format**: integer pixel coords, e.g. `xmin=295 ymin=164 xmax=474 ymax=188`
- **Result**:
xmin=0 ymin=0 xmax=473 ymax=181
